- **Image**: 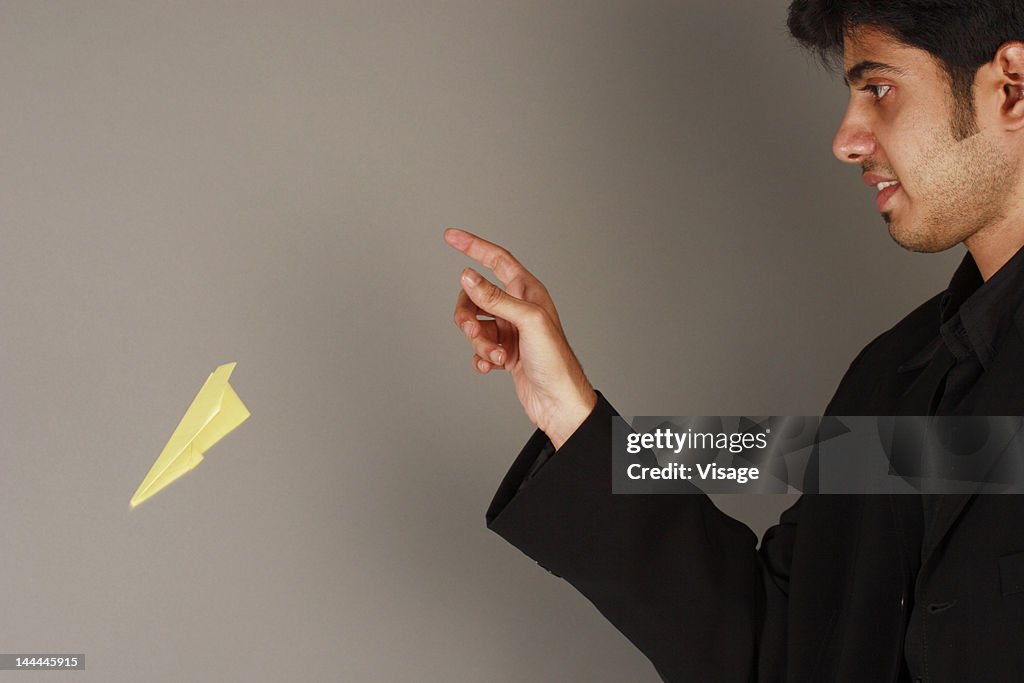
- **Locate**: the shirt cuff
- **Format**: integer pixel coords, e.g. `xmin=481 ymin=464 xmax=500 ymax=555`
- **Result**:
xmin=485 ymin=390 xmax=616 ymax=526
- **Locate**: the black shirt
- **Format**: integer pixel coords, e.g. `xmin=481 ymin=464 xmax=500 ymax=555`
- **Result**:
xmin=933 ymin=245 xmax=1024 ymax=414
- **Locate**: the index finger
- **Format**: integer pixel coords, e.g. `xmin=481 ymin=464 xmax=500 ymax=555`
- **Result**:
xmin=444 ymin=227 xmax=529 ymax=287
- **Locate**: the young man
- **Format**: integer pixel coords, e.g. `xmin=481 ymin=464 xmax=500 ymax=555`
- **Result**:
xmin=446 ymin=2 xmax=1024 ymax=681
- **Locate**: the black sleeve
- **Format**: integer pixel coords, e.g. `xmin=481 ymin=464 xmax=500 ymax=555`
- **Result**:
xmin=485 ymin=391 xmax=799 ymax=683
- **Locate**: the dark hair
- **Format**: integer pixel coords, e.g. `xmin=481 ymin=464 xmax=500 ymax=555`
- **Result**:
xmin=787 ymin=0 xmax=1024 ymax=139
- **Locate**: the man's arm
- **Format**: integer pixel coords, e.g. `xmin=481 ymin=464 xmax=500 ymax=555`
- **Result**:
xmin=446 ymin=228 xmax=798 ymax=682
xmin=485 ymin=390 xmax=798 ymax=682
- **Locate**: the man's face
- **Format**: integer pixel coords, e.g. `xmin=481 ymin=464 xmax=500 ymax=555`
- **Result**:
xmin=833 ymin=27 xmax=1018 ymax=252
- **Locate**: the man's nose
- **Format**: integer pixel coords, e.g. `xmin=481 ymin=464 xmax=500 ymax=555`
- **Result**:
xmin=832 ymin=118 xmax=876 ymax=164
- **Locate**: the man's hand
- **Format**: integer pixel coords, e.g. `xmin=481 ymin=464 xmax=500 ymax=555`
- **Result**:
xmin=445 ymin=227 xmax=598 ymax=449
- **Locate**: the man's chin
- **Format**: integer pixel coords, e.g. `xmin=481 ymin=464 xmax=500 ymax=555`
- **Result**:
xmin=887 ymin=219 xmax=958 ymax=254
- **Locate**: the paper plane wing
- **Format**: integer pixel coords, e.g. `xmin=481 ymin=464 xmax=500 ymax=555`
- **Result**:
xmin=130 ymin=362 xmax=250 ymax=507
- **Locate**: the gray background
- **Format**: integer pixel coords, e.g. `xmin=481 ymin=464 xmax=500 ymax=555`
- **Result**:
xmin=0 ymin=1 xmax=961 ymax=681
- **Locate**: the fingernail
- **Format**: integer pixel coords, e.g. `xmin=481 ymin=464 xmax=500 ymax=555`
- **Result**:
xmin=490 ymin=349 xmax=504 ymax=365
xmin=462 ymin=321 xmax=475 ymax=337
xmin=445 ymin=228 xmax=469 ymax=249
xmin=461 ymin=268 xmax=481 ymax=287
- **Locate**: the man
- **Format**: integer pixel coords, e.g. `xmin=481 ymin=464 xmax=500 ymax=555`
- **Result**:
xmin=446 ymin=2 xmax=1024 ymax=681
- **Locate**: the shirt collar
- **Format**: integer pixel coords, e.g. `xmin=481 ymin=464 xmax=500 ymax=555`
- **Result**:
xmin=939 ymin=242 xmax=1024 ymax=368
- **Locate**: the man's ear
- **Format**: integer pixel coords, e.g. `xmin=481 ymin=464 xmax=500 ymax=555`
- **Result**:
xmin=993 ymin=42 xmax=1024 ymax=129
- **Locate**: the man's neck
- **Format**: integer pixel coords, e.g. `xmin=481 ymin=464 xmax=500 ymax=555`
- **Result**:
xmin=964 ymin=220 xmax=1024 ymax=281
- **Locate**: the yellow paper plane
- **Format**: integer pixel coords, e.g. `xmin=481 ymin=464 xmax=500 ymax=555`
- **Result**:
xmin=130 ymin=362 xmax=250 ymax=507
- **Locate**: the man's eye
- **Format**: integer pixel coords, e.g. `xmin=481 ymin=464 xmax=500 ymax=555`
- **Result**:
xmin=861 ymin=84 xmax=892 ymax=101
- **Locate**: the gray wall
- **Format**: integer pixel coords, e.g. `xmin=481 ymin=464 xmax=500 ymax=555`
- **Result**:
xmin=1 ymin=1 xmax=961 ymax=681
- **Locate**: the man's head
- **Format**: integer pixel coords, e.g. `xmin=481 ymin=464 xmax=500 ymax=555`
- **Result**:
xmin=787 ymin=1 xmax=1024 ymax=254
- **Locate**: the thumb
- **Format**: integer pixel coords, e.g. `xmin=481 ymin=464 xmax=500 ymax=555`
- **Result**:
xmin=461 ymin=267 xmax=539 ymax=328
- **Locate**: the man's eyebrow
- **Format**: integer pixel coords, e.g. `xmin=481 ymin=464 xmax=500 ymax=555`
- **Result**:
xmin=843 ymin=60 xmax=907 ymax=86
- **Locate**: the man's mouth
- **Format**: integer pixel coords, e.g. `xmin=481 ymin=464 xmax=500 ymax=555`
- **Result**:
xmin=875 ymin=181 xmax=902 ymax=210
xmin=862 ymin=172 xmax=902 ymax=211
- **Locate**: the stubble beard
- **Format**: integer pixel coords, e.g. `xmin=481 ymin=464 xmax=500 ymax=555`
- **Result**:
xmin=886 ymin=129 xmax=1018 ymax=253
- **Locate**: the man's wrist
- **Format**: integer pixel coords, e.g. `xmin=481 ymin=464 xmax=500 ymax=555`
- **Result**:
xmin=544 ymin=388 xmax=598 ymax=450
